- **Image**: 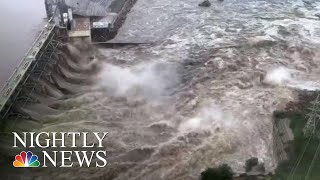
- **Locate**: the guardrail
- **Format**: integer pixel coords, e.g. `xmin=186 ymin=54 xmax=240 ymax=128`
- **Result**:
xmin=0 ymin=18 xmax=56 ymax=114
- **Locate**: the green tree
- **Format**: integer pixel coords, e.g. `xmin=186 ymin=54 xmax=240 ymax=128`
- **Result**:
xmin=245 ymin=157 xmax=258 ymax=172
xmin=201 ymin=164 xmax=233 ymax=180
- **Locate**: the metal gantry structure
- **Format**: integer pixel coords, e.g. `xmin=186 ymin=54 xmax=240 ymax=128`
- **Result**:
xmin=288 ymin=93 xmax=320 ymax=180
xmin=0 ymin=17 xmax=66 ymax=121
xmin=303 ymin=94 xmax=320 ymax=137
xmin=0 ymin=0 xmax=139 ymax=122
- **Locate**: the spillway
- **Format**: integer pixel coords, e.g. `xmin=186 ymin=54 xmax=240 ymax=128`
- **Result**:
xmin=1 ymin=0 xmax=320 ymax=180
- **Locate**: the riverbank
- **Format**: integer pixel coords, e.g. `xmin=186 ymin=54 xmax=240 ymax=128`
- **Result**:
xmin=273 ymin=90 xmax=320 ymax=179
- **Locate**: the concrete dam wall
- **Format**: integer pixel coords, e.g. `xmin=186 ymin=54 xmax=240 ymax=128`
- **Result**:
xmin=0 ymin=0 xmax=138 ymax=122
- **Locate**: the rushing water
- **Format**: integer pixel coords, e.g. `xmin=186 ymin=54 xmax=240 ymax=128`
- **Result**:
xmin=4 ymin=0 xmax=320 ymax=179
xmin=0 ymin=0 xmax=45 ymax=87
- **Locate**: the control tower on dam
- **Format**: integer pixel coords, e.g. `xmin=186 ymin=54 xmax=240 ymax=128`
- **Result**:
xmin=45 ymin=0 xmax=137 ymax=42
xmin=0 ymin=0 xmax=138 ymax=122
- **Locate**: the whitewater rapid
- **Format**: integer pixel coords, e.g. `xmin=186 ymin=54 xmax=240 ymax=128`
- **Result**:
xmin=6 ymin=0 xmax=320 ymax=179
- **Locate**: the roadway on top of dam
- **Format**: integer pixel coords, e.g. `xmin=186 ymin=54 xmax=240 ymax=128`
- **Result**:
xmin=0 ymin=0 xmax=144 ymax=116
xmin=0 ymin=0 xmax=46 ymax=88
xmin=0 ymin=0 xmax=140 ymax=90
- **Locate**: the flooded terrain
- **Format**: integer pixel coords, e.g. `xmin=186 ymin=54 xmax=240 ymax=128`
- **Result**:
xmin=2 ymin=0 xmax=320 ymax=179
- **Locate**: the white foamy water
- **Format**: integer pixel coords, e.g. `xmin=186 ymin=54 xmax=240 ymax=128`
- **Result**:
xmin=6 ymin=0 xmax=320 ymax=179
xmin=96 ymin=62 xmax=179 ymax=98
xmin=265 ymin=67 xmax=292 ymax=85
xmin=265 ymin=67 xmax=320 ymax=90
xmin=179 ymin=103 xmax=238 ymax=132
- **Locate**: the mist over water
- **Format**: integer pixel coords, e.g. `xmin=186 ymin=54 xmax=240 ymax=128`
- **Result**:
xmin=3 ymin=0 xmax=320 ymax=179
xmin=97 ymin=62 xmax=180 ymax=98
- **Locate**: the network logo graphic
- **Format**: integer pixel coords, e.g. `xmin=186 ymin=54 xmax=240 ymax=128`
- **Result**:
xmin=13 ymin=151 xmax=40 ymax=167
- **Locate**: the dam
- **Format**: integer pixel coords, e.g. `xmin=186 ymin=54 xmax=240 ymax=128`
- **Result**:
xmin=1 ymin=0 xmax=320 ymax=179
xmin=0 ymin=18 xmax=64 ymax=120
xmin=0 ymin=0 xmax=137 ymax=121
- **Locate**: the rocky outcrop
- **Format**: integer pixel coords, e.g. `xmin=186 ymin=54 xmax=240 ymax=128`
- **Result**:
xmin=198 ymin=0 xmax=211 ymax=7
xmin=273 ymin=118 xmax=294 ymax=161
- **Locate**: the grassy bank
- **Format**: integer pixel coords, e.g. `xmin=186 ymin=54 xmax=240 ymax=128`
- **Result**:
xmin=273 ymin=91 xmax=320 ymax=180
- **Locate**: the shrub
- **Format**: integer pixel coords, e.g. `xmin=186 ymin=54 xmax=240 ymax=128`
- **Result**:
xmin=201 ymin=164 xmax=233 ymax=180
xmin=245 ymin=157 xmax=258 ymax=172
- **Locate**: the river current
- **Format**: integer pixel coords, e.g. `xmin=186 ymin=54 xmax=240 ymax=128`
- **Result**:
xmin=5 ymin=0 xmax=320 ymax=179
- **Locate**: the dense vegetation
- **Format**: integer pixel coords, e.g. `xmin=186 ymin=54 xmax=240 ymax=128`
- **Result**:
xmin=201 ymin=164 xmax=233 ymax=180
xmin=273 ymin=91 xmax=320 ymax=180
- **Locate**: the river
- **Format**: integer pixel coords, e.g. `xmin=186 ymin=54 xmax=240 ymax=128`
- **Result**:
xmin=2 ymin=0 xmax=320 ymax=179
xmin=0 ymin=0 xmax=46 ymax=87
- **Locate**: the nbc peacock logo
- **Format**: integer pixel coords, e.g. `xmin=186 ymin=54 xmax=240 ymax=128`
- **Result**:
xmin=13 ymin=151 xmax=40 ymax=167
